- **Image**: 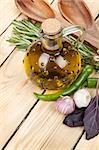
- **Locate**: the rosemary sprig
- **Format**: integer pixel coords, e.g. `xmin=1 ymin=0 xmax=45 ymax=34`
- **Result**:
xmin=8 ymin=19 xmax=41 ymax=50
xmin=8 ymin=19 xmax=99 ymax=71
xmin=66 ymin=35 xmax=99 ymax=71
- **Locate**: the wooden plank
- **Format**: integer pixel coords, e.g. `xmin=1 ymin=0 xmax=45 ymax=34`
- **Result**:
xmin=0 ymin=22 xmax=15 ymax=65
xmin=0 ymin=1 xmax=55 ymax=149
xmin=0 ymin=0 xmax=98 ymax=36
xmin=5 ymin=84 xmax=98 ymax=150
xmin=0 ymin=0 xmax=52 ymax=65
xmin=75 ymin=17 xmax=99 ymax=149
xmin=84 ymin=0 xmax=99 ymax=18
xmin=0 ymin=15 xmax=26 ymax=65
xmin=74 ymin=75 xmax=99 ymax=150
xmin=75 ymin=134 xmax=99 ymax=150
xmin=4 ymin=99 xmax=83 ymax=150
xmin=0 ymin=50 xmax=43 ymax=149
xmin=96 ymin=17 xmax=99 ymax=30
xmin=0 ymin=0 xmax=21 ymax=35
xmin=0 ymin=0 xmax=98 ymax=66
xmin=0 ymin=0 xmax=53 ymax=36
xmin=0 ymin=1 xmax=98 ymax=149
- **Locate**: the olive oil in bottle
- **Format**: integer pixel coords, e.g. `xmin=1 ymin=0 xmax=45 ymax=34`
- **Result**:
xmin=24 ymin=18 xmax=81 ymax=90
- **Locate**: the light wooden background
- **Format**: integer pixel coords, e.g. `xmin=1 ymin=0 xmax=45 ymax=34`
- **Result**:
xmin=0 ymin=0 xmax=99 ymax=150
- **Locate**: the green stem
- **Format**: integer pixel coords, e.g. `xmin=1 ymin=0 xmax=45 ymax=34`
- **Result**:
xmin=34 ymin=65 xmax=93 ymax=101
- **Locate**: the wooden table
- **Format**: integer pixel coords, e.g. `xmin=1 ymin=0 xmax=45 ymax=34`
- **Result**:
xmin=0 ymin=0 xmax=99 ymax=149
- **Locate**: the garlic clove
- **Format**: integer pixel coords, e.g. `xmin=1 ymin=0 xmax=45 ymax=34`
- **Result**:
xmin=73 ymin=89 xmax=91 ymax=108
xmin=55 ymin=96 xmax=75 ymax=115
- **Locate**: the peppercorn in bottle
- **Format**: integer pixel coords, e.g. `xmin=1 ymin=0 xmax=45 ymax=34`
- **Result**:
xmin=23 ymin=18 xmax=82 ymax=90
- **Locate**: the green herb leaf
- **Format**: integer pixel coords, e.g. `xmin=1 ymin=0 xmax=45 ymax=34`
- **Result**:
xmin=8 ymin=19 xmax=41 ymax=51
xmin=8 ymin=19 xmax=99 ymax=71
xmin=84 ymin=79 xmax=99 ymax=140
xmin=63 ymin=107 xmax=86 ymax=127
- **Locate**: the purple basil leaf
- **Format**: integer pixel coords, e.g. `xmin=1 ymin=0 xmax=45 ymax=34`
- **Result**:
xmin=63 ymin=107 xmax=86 ymax=127
xmin=84 ymin=95 xmax=99 ymax=140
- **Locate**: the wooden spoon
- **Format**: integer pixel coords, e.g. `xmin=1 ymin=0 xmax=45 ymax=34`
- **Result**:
xmin=58 ymin=0 xmax=93 ymax=28
xmin=58 ymin=0 xmax=99 ymax=48
xmin=15 ymin=0 xmax=55 ymax=22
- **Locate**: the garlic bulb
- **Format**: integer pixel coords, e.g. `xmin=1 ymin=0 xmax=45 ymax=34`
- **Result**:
xmin=55 ymin=96 xmax=75 ymax=115
xmin=73 ymin=89 xmax=91 ymax=108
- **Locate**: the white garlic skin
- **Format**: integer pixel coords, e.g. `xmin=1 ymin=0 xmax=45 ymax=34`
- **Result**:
xmin=55 ymin=96 xmax=75 ymax=115
xmin=73 ymin=89 xmax=91 ymax=108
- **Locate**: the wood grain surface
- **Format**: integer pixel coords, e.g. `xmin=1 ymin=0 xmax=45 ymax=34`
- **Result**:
xmin=4 ymin=100 xmax=83 ymax=150
xmin=0 ymin=0 xmax=99 ymax=150
xmin=0 ymin=50 xmax=43 ymax=149
xmin=0 ymin=0 xmax=20 ymax=35
xmin=0 ymin=15 xmax=27 ymax=66
xmin=75 ymin=134 xmax=99 ymax=150
xmin=4 ymin=83 xmax=98 ymax=150
xmin=83 ymin=0 xmax=99 ymax=18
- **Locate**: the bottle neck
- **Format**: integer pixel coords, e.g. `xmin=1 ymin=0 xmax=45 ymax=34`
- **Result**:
xmin=41 ymin=32 xmax=63 ymax=54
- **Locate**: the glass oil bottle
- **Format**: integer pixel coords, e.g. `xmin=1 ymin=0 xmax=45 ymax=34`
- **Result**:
xmin=23 ymin=18 xmax=84 ymax=90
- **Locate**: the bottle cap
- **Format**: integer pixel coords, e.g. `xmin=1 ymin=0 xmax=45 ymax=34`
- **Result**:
xmin=41 ymin=18 xmax=62 ymax=35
